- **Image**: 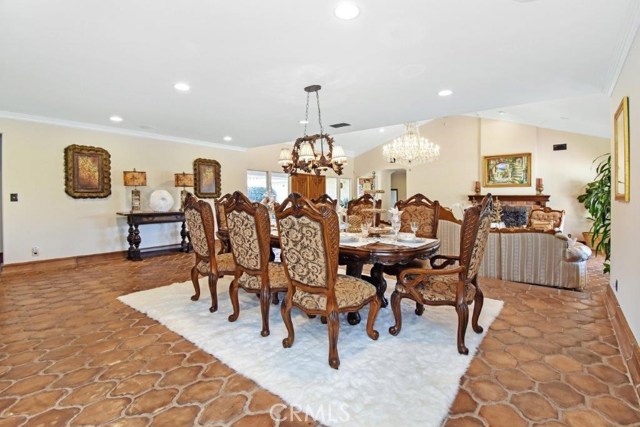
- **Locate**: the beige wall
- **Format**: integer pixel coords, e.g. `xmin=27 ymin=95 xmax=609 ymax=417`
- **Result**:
xmin=1 ymin=118 xmax=247 ymax=264
xmin=354 ymin=116 xmax=609 ymax=237
xmin=611 ymin=29 xmax=640 ymax=340
xmin=390 ymin=170 xmax=407 ymax=203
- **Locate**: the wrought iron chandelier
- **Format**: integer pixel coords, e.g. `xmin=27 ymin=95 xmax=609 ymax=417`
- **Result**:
xmin=382 ymin=122 xmax=440 ymax=166
xmin=278 ymin=85 xmax=347 ymax=176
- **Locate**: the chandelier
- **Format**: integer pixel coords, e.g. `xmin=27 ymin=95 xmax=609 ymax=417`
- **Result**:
xmin=278 ymin=85 xmax=347 ymax=176
xmin=382 ymin=122 xmax=440 ymax=166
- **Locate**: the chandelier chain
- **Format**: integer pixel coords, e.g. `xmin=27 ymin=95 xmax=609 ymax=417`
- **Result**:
xmin=303 ymin=91 xmax=310 ymax=136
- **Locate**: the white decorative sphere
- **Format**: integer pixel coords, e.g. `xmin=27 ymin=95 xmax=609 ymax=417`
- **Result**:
xmin=149 ymin=190 xmax=174 ymax=212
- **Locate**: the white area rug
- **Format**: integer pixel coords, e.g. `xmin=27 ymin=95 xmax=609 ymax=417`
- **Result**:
xmin=119 ymin=276 xmax=503 ymax=427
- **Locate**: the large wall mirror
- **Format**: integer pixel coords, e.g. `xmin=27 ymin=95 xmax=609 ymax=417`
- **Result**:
xmin=614 ymin=96 xmax=630 ymax=202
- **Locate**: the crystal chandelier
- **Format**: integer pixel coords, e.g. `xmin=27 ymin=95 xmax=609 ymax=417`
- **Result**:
xmin=382 ymin=122 xmax=440 ymax=166
xmin=278 ymin=85 xmax=347 ymax=176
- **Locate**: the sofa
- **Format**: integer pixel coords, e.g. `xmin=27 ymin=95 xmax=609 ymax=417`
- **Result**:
xmin=436 ymin=209 xmax=591 ymax=290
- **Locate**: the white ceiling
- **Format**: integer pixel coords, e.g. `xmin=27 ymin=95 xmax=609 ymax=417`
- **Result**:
xmin=0 ymin=0 xmax=638 ymax=152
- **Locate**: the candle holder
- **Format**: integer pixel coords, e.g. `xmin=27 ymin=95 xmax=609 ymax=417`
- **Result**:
xmin=536 ymin=178 xmax=544 ymax=195
xmin=474 ymin=181 xmax=481 ymax=195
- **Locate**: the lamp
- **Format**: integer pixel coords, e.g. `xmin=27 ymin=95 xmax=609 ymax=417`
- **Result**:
xmin=123 ymin=169 xmax=147 ymax=212
xmin=174 ymin=172 xmax=194 ymax=211
xmin=382 ymin=122 xmax=440 ymax=166
xmin=278 ymin=85 xmax=347 ymax=176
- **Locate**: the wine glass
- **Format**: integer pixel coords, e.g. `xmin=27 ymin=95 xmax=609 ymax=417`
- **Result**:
xmin=360 ymin=223 xmax=369 ymax=242
xmin=391 ymin=220 xmax=401 ymax=242
xmin=410 ymin=221 xmax=419 ymax=238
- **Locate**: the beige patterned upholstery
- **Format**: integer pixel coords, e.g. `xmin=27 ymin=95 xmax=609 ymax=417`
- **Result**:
xmin=238 ymin=262 xmax=288 ymax=290
xmin=399 ymin=205 xmax=436 ymax=237
xmin=530 ymin=219 xmax=555 ymax=231
xmin=292 ymin=275 xmax=376 ymax=310
xmin=185 ymin=209 xmax=209 ymax=257
xmin=528 ymin=207 xmax=565 ymax=231
xmin=350 ymin=204 xmax=374 ymax=227
xmin=467 ymin=215 xmax=491 ymax=279
xmin=396 ymin=273 xmax=476 ymax=303
xmin=346 ymin=215 xmax=363 ymax=233
xmin=278 ymin=215 xmax=327 ymax=288
xmin=196 ymin=251 xmax=235 ymax=275
xmin=226 ymin=210 xmax=260 ymax=270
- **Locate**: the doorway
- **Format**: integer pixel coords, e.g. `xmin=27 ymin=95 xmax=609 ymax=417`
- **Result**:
xmin=389 ymin=169 xmax=407 ymax=206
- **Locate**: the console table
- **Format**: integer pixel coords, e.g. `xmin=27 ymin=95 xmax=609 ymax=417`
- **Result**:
xmin=116 ymin=211 xmax=192 ymax=261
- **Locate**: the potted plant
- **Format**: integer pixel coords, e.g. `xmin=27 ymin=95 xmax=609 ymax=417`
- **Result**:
xmin=577 ymin=154 xmax=611 ymax=273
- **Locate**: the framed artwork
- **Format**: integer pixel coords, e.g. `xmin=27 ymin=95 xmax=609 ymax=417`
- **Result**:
xmin=64 ymin=144 xmax=111 ymax=198
xmin=193 ymin=158 xmax=221 ymax=198
xmin=357 ymin=176 xmax=374 ymax=196
xmin=483 ymin=153 xmax=531 ymax=187
xmin=614 ymin=96 xmax=630 ymax=202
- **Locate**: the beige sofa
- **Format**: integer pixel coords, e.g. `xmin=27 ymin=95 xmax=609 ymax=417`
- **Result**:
xmin=436 ymin=209 xmax=591 ymax=290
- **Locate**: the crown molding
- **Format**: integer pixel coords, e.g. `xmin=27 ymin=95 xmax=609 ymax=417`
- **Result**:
xmin=604 ymin=1 xmax=640 ymax=96
xmin=0 ymin=111 xmax=246 ymax=152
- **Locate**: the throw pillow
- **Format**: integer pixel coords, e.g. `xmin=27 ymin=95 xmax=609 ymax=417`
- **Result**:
xmin=501 ymin=205 xmax=530 ymax=227
xmin=530 ymin=219 xmax=555 ymax=231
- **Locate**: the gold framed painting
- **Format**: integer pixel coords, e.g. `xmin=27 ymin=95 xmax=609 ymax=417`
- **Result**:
xmin=193 ymin=158 xmax=221 ymax=198
xmin=64 ymin=144 xmax=111 ymax=198
xmin=357 ymin=176 xmax=374 ymax=196
xmin=483 ymin=153 xmax=531 ymax=187
xmin=614 ymin=96 xmax=630 ymax=202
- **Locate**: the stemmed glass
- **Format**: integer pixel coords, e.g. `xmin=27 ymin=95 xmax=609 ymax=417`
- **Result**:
xmin=410 ymin=221 xmax=419 ymax=238
xmin=391 ymin=220 xmax=401 ymax=242
xmin=360 ymin=223 xmax=369 ymax=242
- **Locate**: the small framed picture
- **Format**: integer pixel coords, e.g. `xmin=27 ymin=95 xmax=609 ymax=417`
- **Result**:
xmin=193 ymin=158 xmax=221 ymax=198
xmin=483 ymin=153 xmax=532 ymax=187
xmin=64 ymin=144 xmax=112 ymax=198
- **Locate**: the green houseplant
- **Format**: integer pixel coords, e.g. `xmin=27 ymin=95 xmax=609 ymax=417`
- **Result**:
xmin=577 ymin=154 xmax=611 ymax=273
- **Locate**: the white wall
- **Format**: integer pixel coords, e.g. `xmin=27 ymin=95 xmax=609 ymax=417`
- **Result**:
xmin=611 ymin=28 xmax=640 ymax=340
xmin=1 ymin=118 xmax=247 ymax=264
xmin=354 ymin=116 xmax=609 ymax=237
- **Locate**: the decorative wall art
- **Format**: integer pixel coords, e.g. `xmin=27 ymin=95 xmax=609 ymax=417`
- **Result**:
xmin=64 ymin=144 xmax=111 ymax=198
xmin=357 ymin=175 xmax=374 ymax=196
xmin=483 ymin=153 xmax=531 ymax=187
xmin=193 ymin=158 xmax=221 ymax=198
xmin=614 ymin=96 xmax=630 ymax=202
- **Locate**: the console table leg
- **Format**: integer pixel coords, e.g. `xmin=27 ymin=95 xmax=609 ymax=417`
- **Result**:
xmin=180 ymin=221 xmax=191 ymax=252
xmin=128 ymin=224 xmax=142 ymax=261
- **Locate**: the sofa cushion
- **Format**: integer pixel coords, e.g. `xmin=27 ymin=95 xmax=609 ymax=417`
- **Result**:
xmin=530 ymin=219 xmax=555 ymax=231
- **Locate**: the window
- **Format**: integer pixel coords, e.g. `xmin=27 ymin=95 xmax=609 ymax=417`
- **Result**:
xmin=325 ymin=177 xmax=338 ymax=201
xmin=325 ymin=177 xmax=352 ymax=207
xmin=340 ymin=178 xmax=352 ymax=207
xmin=246 ymin=170 xmax=290 ymax=202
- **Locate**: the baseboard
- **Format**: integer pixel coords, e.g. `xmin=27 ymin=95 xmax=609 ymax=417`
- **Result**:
xmin=604 ymin=285 xmax=640 ymax=394
xmin=1 ymin=244 xmax=188 ymax=275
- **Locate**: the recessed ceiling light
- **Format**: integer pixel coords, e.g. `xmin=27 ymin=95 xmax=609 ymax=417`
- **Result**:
xmin=174 ymin=82 xmax=191 ymax=92
xmin=498 ymin=111 xmax=505 ymax=115
xmin=334 ymin=3 xmax=360 ymax=20
xmin=379 ymin=128 xmax=385 ymax=133
xmin=299 ymin=120 xmax=309 ymax=124
xmin=109 ymin=115 xmax=123 ymax=123
xmin=223 ymin=136 xmax=232 ymax=141
xmin=438 ymin=89 xmax=453 ymax=97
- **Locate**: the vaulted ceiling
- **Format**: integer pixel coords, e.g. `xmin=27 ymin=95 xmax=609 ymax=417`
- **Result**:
xmin=0 ymin=0 xmax=638 ymax=154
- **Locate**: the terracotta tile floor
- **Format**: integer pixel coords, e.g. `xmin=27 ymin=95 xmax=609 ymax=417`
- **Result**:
xmin=1 ymin=254 xmax=639 ymax=427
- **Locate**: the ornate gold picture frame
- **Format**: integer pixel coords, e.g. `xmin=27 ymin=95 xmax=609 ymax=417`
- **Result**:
xmin=64 ymin=144 xmax=111 ymax=198
xmin=483 ymin=153 xmax=531 ymax=187
xmin=614 ymin=96 xmax=630 ymax=202
xmin=193 ymin=158 xmax=221 ymax=198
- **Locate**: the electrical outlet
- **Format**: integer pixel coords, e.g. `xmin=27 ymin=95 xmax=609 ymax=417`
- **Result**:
xmin=32 ymin=247 xmax=39 ymax=256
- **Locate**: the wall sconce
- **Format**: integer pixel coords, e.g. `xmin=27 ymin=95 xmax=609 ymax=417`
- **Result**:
xmin=536 ymin=178 xmax=544 ymax=195
xmin=474 ymin=180 xmax=481 ymax=195
xmin=174 ymin=172 xmax=194 ymax=210
xmin=123 ymin=169 xmax=147 ymax=212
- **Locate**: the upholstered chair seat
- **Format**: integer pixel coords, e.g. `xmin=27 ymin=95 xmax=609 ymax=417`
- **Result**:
xmin=293 ymin=275 xmax=376 ymax=311
xmin=395 ymin=273 xmax=476 ymax=303
xmin=196 ymin=253 xmax=235 ymax=275
xmin=237 ymin=262 xmax=288 ymax=290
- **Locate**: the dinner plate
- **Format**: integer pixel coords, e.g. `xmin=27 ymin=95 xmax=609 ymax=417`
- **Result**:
xmin=397 ymin=234 xmax=423 ymax=243
xmin=340 ymin=233 xmax=358 ymax=243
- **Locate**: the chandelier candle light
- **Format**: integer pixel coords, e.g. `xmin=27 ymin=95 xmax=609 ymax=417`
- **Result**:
xmin=278 ymin=85 xmax=347 ymax=176
xmin=174 ymin=172 xmax=194 ymax=211
xmin=382 ymin=122 xmax=440 ymax=166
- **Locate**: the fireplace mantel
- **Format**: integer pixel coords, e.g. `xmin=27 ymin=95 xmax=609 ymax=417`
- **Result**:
xmin=467 ymin=194 xmax=550 ymax=207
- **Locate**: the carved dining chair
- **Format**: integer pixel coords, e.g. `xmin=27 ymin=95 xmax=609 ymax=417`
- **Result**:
xmin=389 ymin=194 xmax=493 ymax=355
xmin=214 ymin=193 xmax=232 ymax=254
xmin=311 ymin=193 xmax=338 ymax=209
xmin=183 ymin=193 xmax=235 ymax=312
xmin=224 ymin=191 xmax=289 ymax=337
xmin=346 ymin=193 xmax=381 ymax=232
xmin=276 ymin=193 xmax=381 ymax=369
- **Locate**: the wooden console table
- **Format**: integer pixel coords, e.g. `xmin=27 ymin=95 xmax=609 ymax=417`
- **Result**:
xmin=468 ymin=194 xmax=550 ymax=207
xmin=116 ymin=211 xmax=192 ymax=261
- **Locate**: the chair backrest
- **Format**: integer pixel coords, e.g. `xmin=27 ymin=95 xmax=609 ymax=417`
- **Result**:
xmin=347 ymin=194 xmax=382 ymax=226
xmin=527 ymin=206 xmax=565 ymax=231
xmin=458 ymin=194 xmax=493 ymax=281
xmin=184 ymin=193 xmax=218 ymax=271
xmin=311 ymin=193 xmax=338 ymax=209
xmin=396 ymin=193 xmax=441 ymax=238
xmin=214 ymin=193 xmax=232 ymax=231
xmin=276 ymin=193 xmax=338 ymax=293
xmin=223 ymin=191 xmax=270 ymax=273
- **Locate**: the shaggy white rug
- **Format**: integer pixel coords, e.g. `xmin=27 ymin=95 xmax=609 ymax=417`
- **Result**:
xmin=119 ymin=276 xmax=503 ymax=427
